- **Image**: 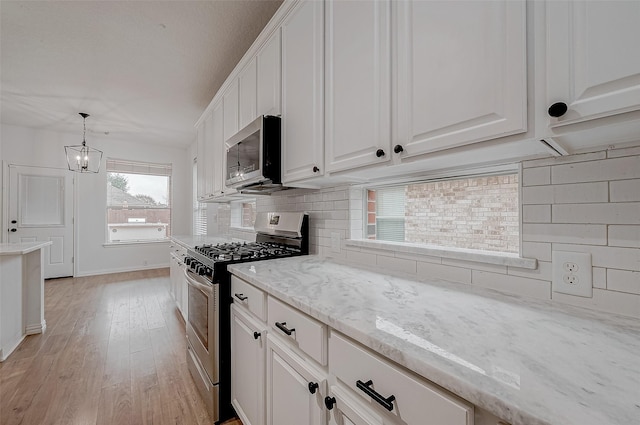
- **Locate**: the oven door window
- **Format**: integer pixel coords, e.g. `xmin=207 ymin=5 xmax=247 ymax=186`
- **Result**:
xmin=188 ymin=284 xmax=209 ymax=350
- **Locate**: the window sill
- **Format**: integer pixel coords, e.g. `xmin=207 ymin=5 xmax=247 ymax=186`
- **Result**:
xmin=345 ymin=239 xmax=537 ymax=270
xmin=103 ymin=240 xmax=171 ymax=248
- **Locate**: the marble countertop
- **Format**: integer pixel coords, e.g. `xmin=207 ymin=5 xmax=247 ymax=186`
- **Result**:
xmin=228 ymin=256 xmax=640 ymax=425
xmin=0 ymin=241 xmax=52 ymax=256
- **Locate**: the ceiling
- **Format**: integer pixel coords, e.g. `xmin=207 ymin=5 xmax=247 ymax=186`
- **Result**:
xmin=0 ymin=0 xmax=283 ymax=148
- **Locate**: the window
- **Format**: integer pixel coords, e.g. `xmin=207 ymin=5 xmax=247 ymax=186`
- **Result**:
xmin=230 ymin=199 xmax=257 ymax=229
xmin=193 ymin=158 xmax=207 ymax=235
xmin=106 ymin=159 xmax=171 ymax=243
xmin=366 ymin=173 xmax=519 ymax=253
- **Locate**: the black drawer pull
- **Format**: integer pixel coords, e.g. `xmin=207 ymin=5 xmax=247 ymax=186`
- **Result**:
xmin=324 ymin=396 xmax=336 ymax=410
xmin=356 ymin=379 xmax=395 ymax=411
xmin=308 ymin=382 xmax=319 ymax=394
xmin=253 ymin=331 xmax=261 ymax=340
xmin=234 ymin=293 xmax=248 ymax=301
xmin=275 ymin=321 xmax=295 ymax=336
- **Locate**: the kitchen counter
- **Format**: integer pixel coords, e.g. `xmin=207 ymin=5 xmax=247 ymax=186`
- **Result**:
xmin=0 ymin=241 xmax=51 ymax=361
xmin=228 ymin=256 xmax=640 ymax=425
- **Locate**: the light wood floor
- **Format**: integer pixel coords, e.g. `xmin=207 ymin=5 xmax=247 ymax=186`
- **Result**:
xmin=0 ymin=269 xmax=212 ymax=425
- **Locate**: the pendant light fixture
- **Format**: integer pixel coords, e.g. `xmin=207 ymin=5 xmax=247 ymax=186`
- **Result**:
xmin=65 ymin=113 xmax=103 ymax=173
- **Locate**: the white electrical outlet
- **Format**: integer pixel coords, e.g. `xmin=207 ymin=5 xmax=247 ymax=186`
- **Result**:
xmin=552 ymin=251 xmax=592 ymax=297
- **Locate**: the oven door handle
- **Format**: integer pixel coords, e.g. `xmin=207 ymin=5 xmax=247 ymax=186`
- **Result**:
xmin=184 ymin=269 xmax=213 ymax=295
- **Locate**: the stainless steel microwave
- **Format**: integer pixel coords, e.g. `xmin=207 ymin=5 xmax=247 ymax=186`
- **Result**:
xmin=225 ymin=115 xmax=282 ymax=193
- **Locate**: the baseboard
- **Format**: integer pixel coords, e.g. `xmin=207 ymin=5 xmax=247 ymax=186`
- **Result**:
xmin=25 ymin=320 xmax=46 ymax=335
xmin=75 ymin=263 xmax=170 ymax=277
xmin=0 ymin=335 xmax=26 ymax=362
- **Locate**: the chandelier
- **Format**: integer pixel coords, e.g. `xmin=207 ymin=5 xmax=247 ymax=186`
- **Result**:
xmin=65 ymin=113 xmax=103 ymax=173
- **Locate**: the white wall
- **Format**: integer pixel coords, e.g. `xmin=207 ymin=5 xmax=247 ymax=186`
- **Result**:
xmin=1 ymin=123 xmax=192 ymax=276
xmin=209 ymin=143 xmax=640 ymax=318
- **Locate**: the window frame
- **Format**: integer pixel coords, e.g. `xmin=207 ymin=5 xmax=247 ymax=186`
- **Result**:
xmin=104 ymin=158 xmax=172 ymax=246
xmin=230 ymin=198 xmax=257 ymax=231
xmin=349 ymin=165 xmax=537 ymax=270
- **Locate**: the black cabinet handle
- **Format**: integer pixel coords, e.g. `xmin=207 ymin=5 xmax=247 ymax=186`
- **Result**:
xmin=275 ymin=321 xmax=295 ymax=336
xmin=376 ymin=149 xmax=385 ymax=158
xmin=356 ymin=379 xmax=395 ymax=411
xmin=313 ymin=166 xmax=320 ymax=173
xmin=308 ymin=382 xmax=319 ymax=394
xmin=548 ymin=102 xmax=568 ymax=118
xmin=324 ymin=396 xmax=336 ymax=410
xmin=234 ymin=293 xmax=248 ymax=301
xmin=253 ymin=331 xmax=261 ymax=340
xmin=394 ymin=144 xmax=404 ymax=154
xmin=10 ymin=228 xmax=17 ymax=232
xmin=11 ymin=220 xmax=17 ymax=224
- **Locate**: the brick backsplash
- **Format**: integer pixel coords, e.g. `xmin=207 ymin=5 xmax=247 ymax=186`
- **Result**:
xmin=209 ymin=144 xmax=640 ymax=318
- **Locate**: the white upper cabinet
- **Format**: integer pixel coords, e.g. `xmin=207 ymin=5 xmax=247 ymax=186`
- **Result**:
xmin=545 ymin=0 xmax=640 ymax=127
xmin=239 ymin=58 xmax=258 ymax=130
xmin=281 ymin=0 xmax=324 ymax=184
xmin=257 ymin=29 xmax=282 ymax=117
xmin=224 ymin=78 xmax=240 ymax=144
xmin=394 ymin=0 xmax=527 ymax=159
xmin=211 ymin=101 xmax=225 ymax=196
xmin=196 ymin=119 xmax=207 ymax=200
xmin=325 ymin=0 xmax=391 ymax=174
xmin=203 ymin=111 xmax=216 ymax=198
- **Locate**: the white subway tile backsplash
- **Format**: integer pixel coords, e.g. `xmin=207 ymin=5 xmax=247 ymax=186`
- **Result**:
xmin=417 ymin=262 xmax=472 ymax=284
xmin=551 ymin=156 xmax=640 ymax=184
xmin=377 ymin=255 xmax=417 ymax=275
xmin=607 ymin=145 xmax=640 ymax=158
xmin=610 ymin=179 xmax=640 ymax=202
xmin=552 ymin=203 xmax=640 ymax=224
xmin=522 ymin=205 xmax=551 ymax=223
xmin=593 ymin=267 xmax=607 ymax=289
xmin=522 ymin=183 xmax=608 ymax=204
xmin=551 ymin=244 xmax=640 ymax=271
xmin=523 ymin=151 xmax=606 ymax=168
xmin=607 ymin=269 xmax=640 ymax=295
xmin=522 ymin=186 xmax=553 ymax=204
xmin=471 ymin=270 xmax=551 ymax=300
xmin=507 ymin=261 xmax=552 ymax=282
xmin=608 ymin=225 xmax=640 ymax=248
xmin=521 ymin=241 xmax=552 ymax=262
xmin=552 ymin=289 xmax=640 ymax=318
xmin=345 ymin=249 xmax=376 ymax=266
xmin=523 ymin=224 xmax=607 ymax=245
xmin=522 ymin=167 xmax=550 ymax=186
xmin=441 ymin=258 xmax=507 ymax=274
xmin=334 ymin=200 xmax=349 ymax=210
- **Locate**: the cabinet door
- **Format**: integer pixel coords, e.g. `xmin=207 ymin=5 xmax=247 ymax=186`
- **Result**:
xmin=546 ymin=0 xmax=640 ymax=127
xmin=204 ymin=112 xmax=216 ymax=198
xmin=395 ymin=0 xmax=526 ymax=158
xmin=266 ymin=335 xmax=326 ymax=425
xmin=224 ymin=78 xmax=240 ymax=143
xmin=282 ymin=0 xmax=324 ymax=183
xmin=325 ymin=0 xmax=391 ymax=174
xmin=257 ymin=29 xmax=282 ymax=117
xmin=240 ymin=58 xmax=258 ymax=130
xmin=196 ymin=121 xmax=207 ymax=200
xmin=211 ymin=101 xmax=225 ymax=196
xmin=231 ymin=306 xmax=266 ymax=425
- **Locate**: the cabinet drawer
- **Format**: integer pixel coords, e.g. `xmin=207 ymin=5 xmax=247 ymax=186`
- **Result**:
xmin=232 ymin=276 xmax=267 ymax=322
xmin=267 ymin=296 xmax=327 ymax=365
xmin=329 ymin=331 xmax=473 ymax=425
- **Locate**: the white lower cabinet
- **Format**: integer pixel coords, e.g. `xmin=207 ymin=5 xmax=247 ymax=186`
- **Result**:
xmin=329 ymin=331 xmax=473 ymax=425
xmin=266 ymin=334 xmax=327 ymax=425
xmin=231 ymin=305 xmax=267 ymax=425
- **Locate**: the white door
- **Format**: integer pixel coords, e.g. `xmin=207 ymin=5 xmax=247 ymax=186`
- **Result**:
xmin=395 ymin=0 xmax=527 ymax=158
xmin=231 ymin=305 xmax=266 ymax=425
xmin=8 ymin=165 xmax=74 ymax=278
xmin=546 ymin=0 xmax=640 ymax=127
xmin=325 ymin=0 xmax=391 ymax=174
xmin=281 ymin=0 xmax=324 ymax=183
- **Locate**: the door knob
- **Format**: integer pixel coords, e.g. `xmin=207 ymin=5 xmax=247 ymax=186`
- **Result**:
xmin=308 ymin=382 xmax=319 ymax=394
xmin=393 ymin=144 xmax=404 ymax=154
xmin=253 ymin=331 xmax=261 ymax=340
xmin=313 ymin=166 xmax=320 ymax=173
xmin=376 ymin=149 xmax=385 ymax=158
xmin=324 ymin=396 xmax=336 ymax=410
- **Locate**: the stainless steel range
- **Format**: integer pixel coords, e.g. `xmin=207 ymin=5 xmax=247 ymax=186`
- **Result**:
xmin=183 ymin=212 xmax=308 ymax=423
